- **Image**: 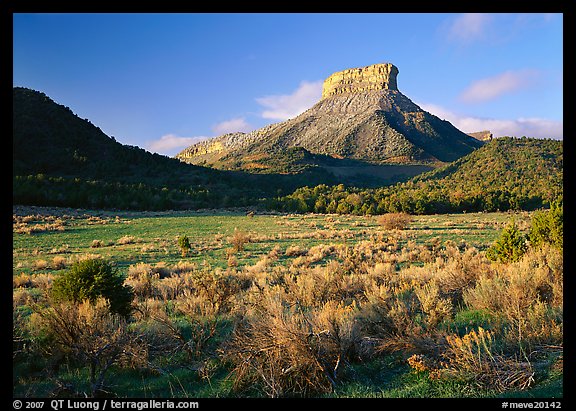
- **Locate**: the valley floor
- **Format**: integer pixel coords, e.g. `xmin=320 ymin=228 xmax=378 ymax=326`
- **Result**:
xmin=12 ymin=207 xmax=563 ymax=400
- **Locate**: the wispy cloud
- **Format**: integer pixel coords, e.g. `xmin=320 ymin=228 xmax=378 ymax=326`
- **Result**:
xmin=146 ymin=134 xmax=210 ymax=156
xmin=147 ymin=117 xmax=254 ymax=157
xmin=443 ymin=13 xmax=559 ymax=46
xmin=256 ymin=80 xmax=323 ymax=121
xmin=420 ymin=103 xmax=563 ymax=139
xmin=459 ymin=69 xmax=540 ymax=103
xmin=445 ymin=13 xmax=493 ymax=44
xmin=211 ymin=117 xmax=253 ymax=135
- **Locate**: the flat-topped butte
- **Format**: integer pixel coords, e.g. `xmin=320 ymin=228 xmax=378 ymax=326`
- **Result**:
xmin=321 ymin=63 xmax=399 ymax=99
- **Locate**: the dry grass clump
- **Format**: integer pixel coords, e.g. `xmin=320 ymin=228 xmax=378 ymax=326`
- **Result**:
xmin=32 ymin=259 xmax=49 ymax=271
xmin=441 ymin=328 xmax=535 ymax=392
xmin=377 ymin=212 xmax=413 ymax=230
xmin=90 ymin=239 xmax=106 ymax=248
xmin=285 ymin=245 xmax=308 ymax=257
xmin=52 ymin=256 xmax=67 ymax=270
xmin=223 ymin=289 xmax=360 ymax=397
xmin=13 ymin=273 xmax=54 ymax=293
xmin=228 ymin=228 xmax=251 ymax=253
xmin=13 ymin=214 xmax=67 ymax=234
xmin=116 ymin=235 xmax=138 ymax=245
xmin=29 ymin=298 xmax=148 ymax=396
xmin=463 ymin=245 xmax=563 ymax=350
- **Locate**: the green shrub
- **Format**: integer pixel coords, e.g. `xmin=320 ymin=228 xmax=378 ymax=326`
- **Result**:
xmin=528 ymin=200 xmax=563 ymax=250
xmin=51 ymin=258 xmax=134 ymax=317
xmin=178 ymin=234 xmax=192 ymax=257
xmin=486 ymin=219 xmax=527 ymax=263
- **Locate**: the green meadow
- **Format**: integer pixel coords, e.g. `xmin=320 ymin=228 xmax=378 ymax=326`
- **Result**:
xmin=13 ymin=206 xmax=519 ymax=273
xmin=13 ymin=206 xmax=562 ymax=399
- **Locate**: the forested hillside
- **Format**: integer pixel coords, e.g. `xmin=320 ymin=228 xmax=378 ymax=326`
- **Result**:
xmin=270 ymin=137 xmax=563 ymax=214
xmin=12 ymin=87 xmax=335 ymax=210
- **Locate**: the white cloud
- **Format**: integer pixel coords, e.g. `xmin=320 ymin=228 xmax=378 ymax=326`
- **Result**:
xmin=443 ymin=13 xmax=559 ymax=46
xmin=212 ymin=117 xmax=253 ymax=135
xmin=420 ymin=103 xmax=563 ymax=139
xmin=256 ymin=80 xmax=323 ymax=121
xmin=446 ymin=13 xmax=493 ymax=44
xmin=459 ymin=69 xmax=540 ymax=103
xmin=146 ymin=134 xmax=210 ymax=156
xmin=147 ymin=117 xmax=254 ymax=157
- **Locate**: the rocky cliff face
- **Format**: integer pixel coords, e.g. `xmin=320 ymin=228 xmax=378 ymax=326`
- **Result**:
xmin=321 ymin=63 xmax=398 ymax=99
xmin=176 ymin=63 xmax=483 ymax=172
xmin=467 ymin=130 xmax=494 ymax=141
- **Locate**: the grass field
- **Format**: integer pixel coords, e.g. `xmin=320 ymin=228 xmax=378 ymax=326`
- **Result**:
xmin=12 ymin=206 xmax=521 ymax=274
xmin=12 ymin=206 xmax=563 ymax=399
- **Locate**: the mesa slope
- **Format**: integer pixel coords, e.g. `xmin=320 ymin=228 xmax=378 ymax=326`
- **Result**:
xmin=176 ymin=63 xmax=484 ymax=173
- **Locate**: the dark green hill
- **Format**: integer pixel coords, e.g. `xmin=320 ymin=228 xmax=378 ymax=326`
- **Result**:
xmin=12 ymin=87 xmax=337 ymax=210
xmin=412 ymin=136 xmax=563 ymax=196
xmin=13 ymin=87 xmax=221 ymax=182
xmin=272 ymin=137 xmax=563 ymax=214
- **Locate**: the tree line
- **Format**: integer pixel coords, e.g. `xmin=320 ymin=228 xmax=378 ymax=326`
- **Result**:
xmin=267 ymin=137 xmax=562 ymax=215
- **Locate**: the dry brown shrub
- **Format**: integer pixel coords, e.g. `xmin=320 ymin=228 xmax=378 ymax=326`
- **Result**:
xmin=227 ymin=254 xmax=238 ymax=268
xmin=172 ymin=291 xmax=223 ymax=359
xmin=125 ymin=263 xmax=159 ymax=300
xmin=433 ymin=246 xmax=492 ymax=305
xmin=156 ymin=275 xmax=187 ymax=301
xmin=285 ymin=245 xmax=308 ymax=257
xmin=31 ymin=298 xmax=147 ymax=396
xmin=223 ymin=289 xmax=357 ymax=397
xmin=266 ymin=244 xmax=282 ymax=260
xmin=366 ymin=262 xmax=396 ymax=283
xmin=52 ymin=255 xmax=67 ymax=270
xmin=170 ymin=261 xmax=198 ymax=276
xmin=144 ymin=271 xmax=242 ymax=363
xmin=243 ymin=256 xmax=270 ymax=276
xmin=32 ymin=259 xmax=48 ymax=271
xmin=30 ymin=273 xmax=54 ymax=291
xmin=139 ymin=243 xmax=156 ymax=253
xmin=151 ymin=262 xmax=172 ymax=278
xmin=132 ymin=297 xmax=166 ymax=321
xmin=126 ymin=262 xmax=153 ymax=278
xmin=396 ymin=245 xmax=492 ymax=307
xmin=280 ymin=261 xmax=366 ymax=308
xmin=188 ymin=269 xmax=248 ymax=315
xmin=91 ymin=239 xmax=104 ymax=248
xmin=414 ymin=281 xmax=453 ymax=328
xmin=228 ymin=228 xmax=251 ymax=253
xmin=116 ymin=235 xmax=137 ymax=245
xmin=463 ymin=246 xmax=563 ymax=349
xmin=358 ymin=280 xmax=421 ymax=352
xmin=13 ymin=273 xmax=33 ymax=289
xmin=378 ymin=213 xmax=413 ymax=230
xmin=442 ymin=328 xmax=535 ymax=392
xmin=13 ymin=287 xmax=37 ymax=307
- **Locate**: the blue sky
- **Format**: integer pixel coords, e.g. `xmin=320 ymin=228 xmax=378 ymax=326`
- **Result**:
xmin=13 ymin=13 xmax=563 ymax=156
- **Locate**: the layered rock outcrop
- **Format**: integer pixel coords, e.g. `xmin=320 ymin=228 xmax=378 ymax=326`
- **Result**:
xmin=467 ymin=130 xmax=493 ymax=141
xmin=321 ymin=63 xmax=398 ymax=99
